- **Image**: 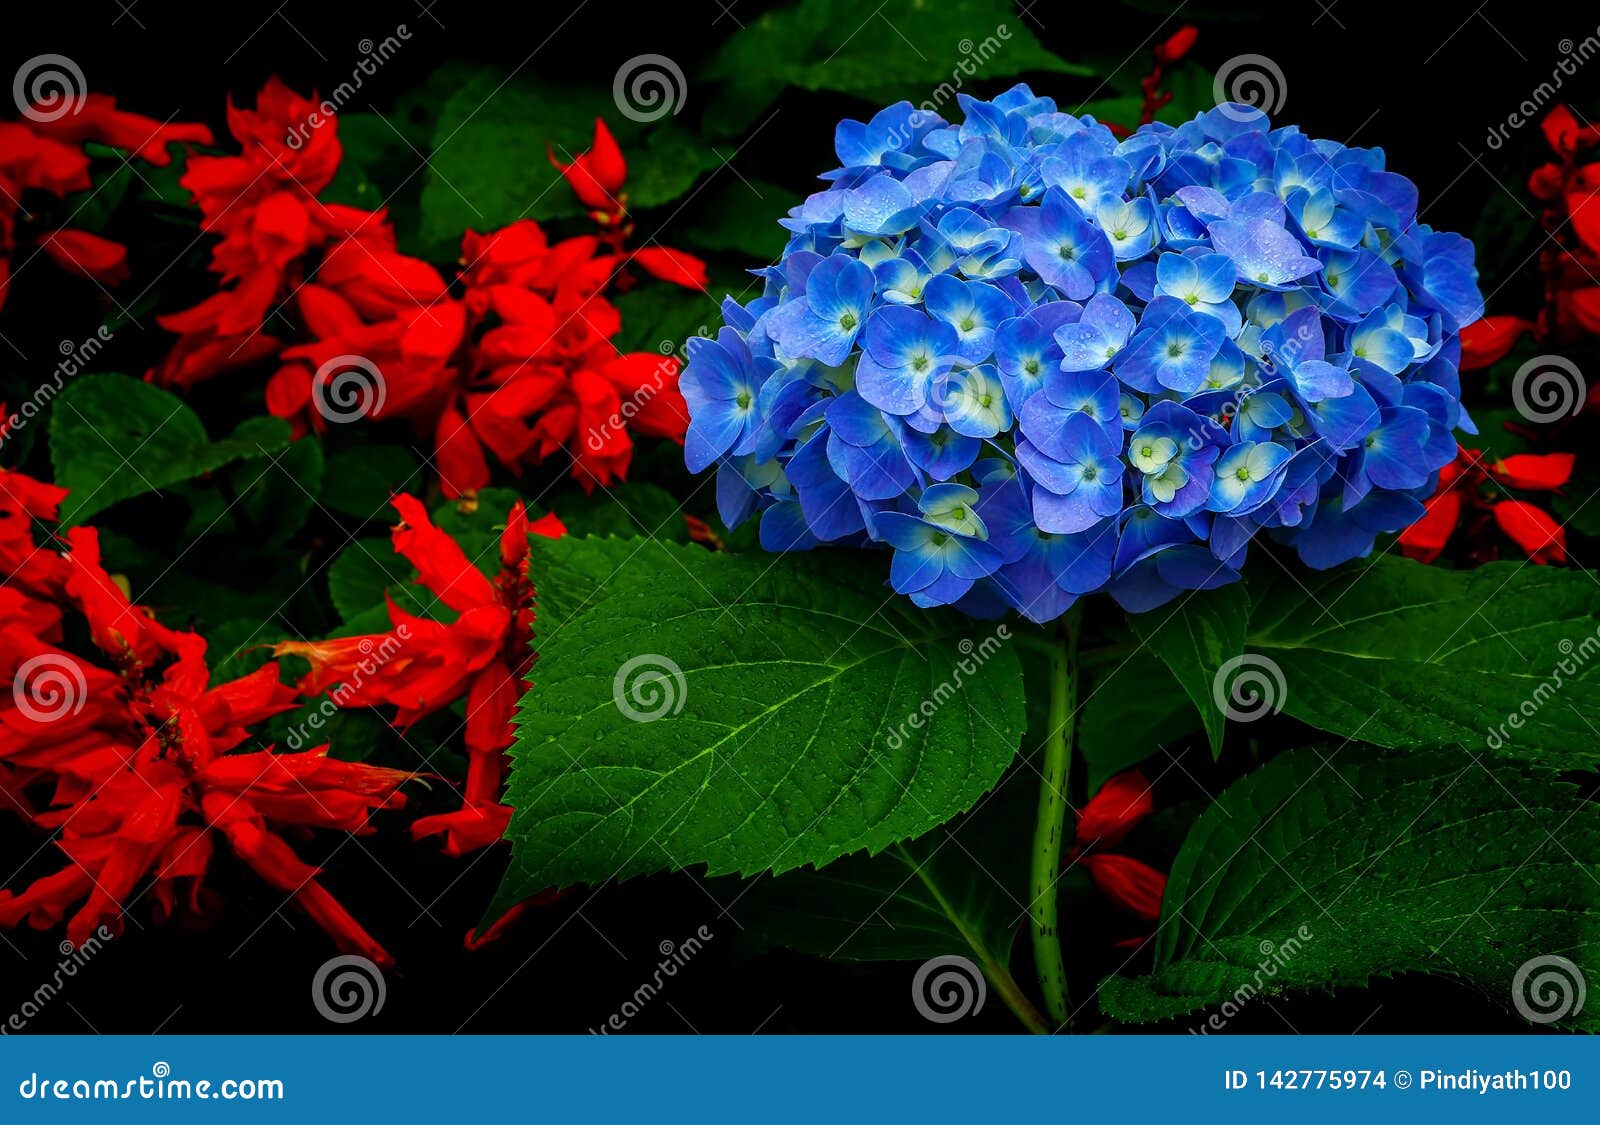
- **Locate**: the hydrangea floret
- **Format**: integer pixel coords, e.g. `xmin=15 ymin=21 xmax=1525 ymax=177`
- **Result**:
xmin=682 ymin=85 xmax=1486 ymax=619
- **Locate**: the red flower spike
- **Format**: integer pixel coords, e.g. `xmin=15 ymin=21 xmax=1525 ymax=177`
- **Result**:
xmin=1079 ymin=853 xmax=1168 ymax=922
xmin=549 ymin=119 xmax=628 ymax=215
xmin=25 ymin=94 xmax=213 ymax=166
xmin=1398 ymin=489 xmax=1462 ymax=564
xmin=1066 ymin=770 xmax=1168 ymax=932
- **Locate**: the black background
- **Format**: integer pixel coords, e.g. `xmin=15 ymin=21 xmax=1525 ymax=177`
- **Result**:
xmin=0 ymin=0 xmax=1590 ymax=1034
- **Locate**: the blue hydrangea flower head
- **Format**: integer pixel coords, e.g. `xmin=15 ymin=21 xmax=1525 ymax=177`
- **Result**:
xmin=680 ymin=87 xmax=1485 ymax=622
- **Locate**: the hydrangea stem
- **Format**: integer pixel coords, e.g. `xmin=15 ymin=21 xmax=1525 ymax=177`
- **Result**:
xmin=1030 ymin=602 xmax=1082 ymax=1030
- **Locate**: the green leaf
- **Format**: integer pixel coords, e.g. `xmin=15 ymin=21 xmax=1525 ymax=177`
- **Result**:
xmin=419 ymin=69 xmax=723 ymax=254
xmin=1132 ymin=584 xmax=1247 ymax=757
xmin=1099 ymin=745 xmax=1600 ymax=1031
xmin=1245 ymin=555 xmax=1600 ymax=766
xmin=491 ymin=537 xmax=1027 ymax=911
xmin=679 ymin=178 xmax=798 ymax=262
xmin=319 ymin=444 xmax=426 ymax=521
xmin=50 ymin=375 xmax=289 ymax=526
xmin=550 ymin=481 xmax=690 ymax=543
xmin=1078 ymin=647 xmax=1202 ymax=792
xmin=701 ymin=0 xmax=1094 ymax=137
xmin=608 ymin=282 xmax=727 ymax=357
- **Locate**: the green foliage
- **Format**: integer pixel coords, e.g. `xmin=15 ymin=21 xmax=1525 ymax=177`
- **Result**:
xmin=419 ymin=69 xmax=723 ymax=254
xmin=741 ymin=770 xmax=1031 ymax=963
xmin=49 ymin=374 xmax=291 ymax=526
xmin=490 ymin=535 xmax=1027 ymax=915
xmin=1100 ymin=745 xmax=1600 ymax=1031
xmin=1245 ymin=555 xmax=1600 ymax=765
xmin=700 ymin=0 xmax=1093 ymax=137
xmin=1131 ymin=583 xmax=1248 ymax=757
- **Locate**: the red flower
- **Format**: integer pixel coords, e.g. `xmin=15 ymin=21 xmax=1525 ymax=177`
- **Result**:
xmin=549 ymin=119 xmax=627 ymax=218
xmin=1154 ymin=25 xmax=1198 ymax=66
xmin=277 ymin=494 xmax=565 ymax=855
xmin=0 ymin=480 xmax=415 ymax=962
xmin=1400 ymin=447 xmax=1573 ymax=565
xmin=1067 ymin=770 xmax=1167 ymax=925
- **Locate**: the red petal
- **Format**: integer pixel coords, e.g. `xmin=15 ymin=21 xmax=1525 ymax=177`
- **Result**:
xmin=1398 ymin=489 xmax=1462 ymax=564
xmin=1080 ymin=853 xmax=1167 ymax=921
xmin=1154 ymin=25 xmax=1197 ymax=65
xmin=1493 ymin=500 xmax=1567 ymax=563
xmin=1457 ymin=316 xmax=1532 ymax=371
xmin=40 ymin=229 xmax=130 ymax=285
xmin=1568 ymin=191 xmax=1600 ymax=256
xmin=1492 ymin=452 xmax=1576 ymax=491
xmin=390 ymin=492 xmax=496 ymax=611
xmin=630 ymin=246 xmax=708 ymax=290
xmin=1075 ymin=770 xmax=1153 ymax=850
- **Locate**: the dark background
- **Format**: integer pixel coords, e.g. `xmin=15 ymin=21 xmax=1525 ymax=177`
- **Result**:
xmin=0 ymin=0 xmax=1589 ymax=1033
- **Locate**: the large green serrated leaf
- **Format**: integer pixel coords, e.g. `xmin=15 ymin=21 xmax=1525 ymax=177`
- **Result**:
xmin=492 ymin=536 xmax=1027 ymax=908
xmin=1099 ymin=745 xmax=1600 ymax=1030
xmin=740 ymin=766 xmax=1031 ymax=964
xmin=49 ymin=374 xmax=290 ymax=526
xmin=1244 ymin=556 xmax=1600 ymax=765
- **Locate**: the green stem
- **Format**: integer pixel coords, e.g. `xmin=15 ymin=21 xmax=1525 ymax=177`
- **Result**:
xmin=1030 ymin=602 xmax=1082 ymax=1030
